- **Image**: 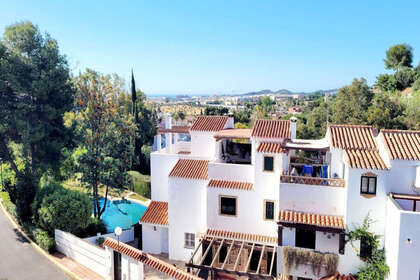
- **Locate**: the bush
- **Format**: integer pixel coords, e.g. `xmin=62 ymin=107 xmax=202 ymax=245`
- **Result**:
xmin=33 ymin=228 xmax=55 ymax=253
xmin=128 ymin=171 xmax=151 ymax=198
xmin=37 ymin=188 xmax=92 ymax=235
xmin=413 ymin=79 xmax=420 ymax=92
xmin=77 ymin=217 xmax=107 ymax=237
xmin=395 ymin=67 xmax=416 ymax=90
xmin=15 ymin=173 xmax=38 ymax=221
xmin=0 ymin=191 xmax=17 ymax=219
xmin=32 ymin=183 xmax=66 ymax=222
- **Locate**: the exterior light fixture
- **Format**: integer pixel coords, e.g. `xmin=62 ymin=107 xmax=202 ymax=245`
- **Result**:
xmin=407 ymin=238 xmax=412 ymax=244
xmin=114 ymin=226 xmax=122 ymax=252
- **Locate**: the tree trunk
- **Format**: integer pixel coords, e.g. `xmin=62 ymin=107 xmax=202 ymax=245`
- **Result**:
xmin=0 ymin=138 xmax=20 ymax=176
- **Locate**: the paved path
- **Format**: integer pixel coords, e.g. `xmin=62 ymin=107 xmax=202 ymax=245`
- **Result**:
xmin=0 ymin=207 xmax=70 ymax=280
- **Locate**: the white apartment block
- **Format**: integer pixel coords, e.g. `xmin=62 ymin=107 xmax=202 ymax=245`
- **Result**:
xmin=139 ymin=115 xmax=420 ymax=280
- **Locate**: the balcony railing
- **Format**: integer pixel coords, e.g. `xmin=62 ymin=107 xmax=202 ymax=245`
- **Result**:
xmin=280 ymin=175 xmax=345 ymax=187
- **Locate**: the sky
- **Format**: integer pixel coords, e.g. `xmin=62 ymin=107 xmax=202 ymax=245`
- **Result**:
xmin=1 ymin=1 xmax=420 ymax=95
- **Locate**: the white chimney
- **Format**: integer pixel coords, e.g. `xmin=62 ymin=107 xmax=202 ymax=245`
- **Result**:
xmin=165 ymin=113 xmax=172 ymax=129
xmin=290 ymin=116 xmax=297 ymax=140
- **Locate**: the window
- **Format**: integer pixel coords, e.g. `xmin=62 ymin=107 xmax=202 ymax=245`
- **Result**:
xmin=360 ymin=236 xmax=372 ymax=259
xmin=184 ymin=233 xmax=195 ymax=249
xmin=220 ymin=196 xmax=237 ymax=216
xmin=264 ymin=200 xmax=275 ymax=220
xmin=219 ymin=245 xmax=227 ymax=263
xmin=263 ymin=156 xmax=274 ymax=171
xmin=295 ymin=228 xmax=316 ymax=249
xmin=360 ymin=175 xmax=377 ymax=195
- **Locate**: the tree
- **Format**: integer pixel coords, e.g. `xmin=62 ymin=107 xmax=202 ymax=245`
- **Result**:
xmin=0 ymin=21 xmax=75 ymax=220
xmin=75 ymin=70 xmax=135 ymax=219
xmin=394 ymin=67 xmax=416 ymax=90
xmin=375 ymin=74 xmax=398 ymax=92
xmin=404 ymin=91 xmax=420 ymax=130
xmin=332 ymin=78 xmax=373 ymax=124
xmin=366 ymin=93 xmax=406 ymax=130
xmin=384 ymin=44 xmax=413 ymax=70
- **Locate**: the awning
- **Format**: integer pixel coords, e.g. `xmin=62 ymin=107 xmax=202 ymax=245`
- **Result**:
xmin=284 ymin=138 xmax=330 ymax=151
xmin=278 ymin=210 xmax=345 ymax=233
xmin=214 ymin=129 xmax=251 ymax=141
xmin=157 ymin=126 xmax=190 ymax=134
xmin=186 ymin=229 xmax=277 ymax=279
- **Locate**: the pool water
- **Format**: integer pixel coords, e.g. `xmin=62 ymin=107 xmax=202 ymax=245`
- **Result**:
xmin=96 ymin=198 xmax=147 ymax=233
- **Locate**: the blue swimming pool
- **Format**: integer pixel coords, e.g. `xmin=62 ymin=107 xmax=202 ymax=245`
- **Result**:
xmin=96 ymin=198 xmax=147 ymax=233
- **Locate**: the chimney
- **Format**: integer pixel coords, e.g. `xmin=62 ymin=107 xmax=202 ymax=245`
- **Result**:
xmin=290 ymin=117 xmax=297 ymax=140
xmin=165 ymin=113 xmax=172 ymax=129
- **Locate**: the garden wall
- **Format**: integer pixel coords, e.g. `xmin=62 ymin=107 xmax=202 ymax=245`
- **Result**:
xmin=55 ymin=229 xmax=108 ymax=277
xmin=83 ymin=228 xmax=134 ymax=245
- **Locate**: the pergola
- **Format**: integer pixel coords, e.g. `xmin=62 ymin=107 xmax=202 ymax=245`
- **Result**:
xmin=186 ymin=232 xmax=277 ymax=279
xmin=390 ymin=192 xmax=420 ymax=212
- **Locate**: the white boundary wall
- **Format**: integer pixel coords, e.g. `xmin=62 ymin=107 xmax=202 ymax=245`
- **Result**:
xmin=83 ymin=228 xmax=134 ymax=245
xmin=55 ymin=229 xmax=108 ymax=278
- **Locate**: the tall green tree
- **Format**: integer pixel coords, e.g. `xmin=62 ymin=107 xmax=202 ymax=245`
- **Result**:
xmin=366 ymin=92 xmax=406 ymax=130
xmin=75 ymin=70 xmax=135 ymax=219
xmin=384 ymin=43 xmax=413 ymax=70
xmin=0 ymin=21 xmax=75 ymax=220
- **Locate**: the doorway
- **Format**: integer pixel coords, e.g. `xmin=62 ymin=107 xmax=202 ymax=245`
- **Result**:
xmin=295 ymin=228 xmax=316 ymax=249
xmin=113 ymin=251 xmax=122 ymax=280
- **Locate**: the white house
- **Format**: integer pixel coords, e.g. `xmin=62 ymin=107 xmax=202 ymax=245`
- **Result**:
xmin=138 ymin=115 xmax=420 ymax=280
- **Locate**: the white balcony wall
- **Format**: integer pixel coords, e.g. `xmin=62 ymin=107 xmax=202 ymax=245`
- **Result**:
xmin=190 ymin=131 xmax=217 ymax=158
xmin=208 ymin=162 xmax=254 ymax=182
xmin=279 ymin=183 xmax=346 ymax=216
xmin=142 ymin=224 xmax=168 ymax=255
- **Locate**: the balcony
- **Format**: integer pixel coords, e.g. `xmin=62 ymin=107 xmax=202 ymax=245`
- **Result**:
xmin=280 ymin=175 xmax=345 ymax=187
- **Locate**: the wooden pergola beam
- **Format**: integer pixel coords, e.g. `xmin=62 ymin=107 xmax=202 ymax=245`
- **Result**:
xmin=221 ymin=240 xmax=235 ymax=270
xmin=269 ymin=246 xmax=276 ymax=276
xmin=210 ymin=238 xmax=225 ymax=267
xmin=188 ymin=237 xmax=205 ymax=264
xmin=233 ymin=241 xmax=245 ymax=271
xmin=256 ymin=245 xmax=265 ymax=274
xmin=244 ymin=243 xmax=255 ymax=273
xmin=198 ymin=237 xmax=215 ymax=265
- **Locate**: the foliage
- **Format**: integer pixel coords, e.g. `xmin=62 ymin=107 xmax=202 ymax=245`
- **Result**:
xmin=36 ymin=187 xmax=91 ymax=235
xmin=96 ymin=236 xmax=105 ymax=247
xmin=403 ymin=91 xmax=420 ymax=129
xmin=394 ymin=67 xmax=416 ymax=90
xmin=173 ymin=110 xmax=186 ymax=121
xmin=0 ymin=191 xmax=17 ymax=218
xmin=366 ymin=92 xmax=406 ymax=130
xmin=375 ymin=74 xmax=398 ymax=92
xmin=384 ymin=43 xmax=413 ymax=70
xmin=31 ymin=183 xmax=66 ymax=222
xmin=127 ymin=171 xmax=151 ymax=198
xmin=74 ymin=69 xmax=135 ymax=219
xmin=413 ymin=79 xmax=420 ymax=92
xmin=33 ymin=228 xmax=55 ymax=253
xmin=204 ymin=106 xmax=229 ymax=116
xmin=0 ymin=21 xmax=75 ymax=221
xmin=281 ymin=246 xmax=338 ymax=277
xmin=77 ymin=217 xmax=107 ymax=237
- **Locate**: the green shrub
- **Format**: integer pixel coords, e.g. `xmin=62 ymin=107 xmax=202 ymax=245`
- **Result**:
xmin=37 ymin=189 xmax=92 ymax=235
xmin=77 ymin=217 xmax=107 ymax=237
xmin=96 ymin=237 xmax=105 ymax=247
xmin=32 ymin=183 xmax=66 ymax=222
xmin=128 ymin=171 xmax=151 ymax=198
xmin=413 ymin=79 xmax=420 ymax=92
xmin=33 ymin=228 xmax=55 ymax=253
xmin=0 ymin=191 xmax=17 ymax=219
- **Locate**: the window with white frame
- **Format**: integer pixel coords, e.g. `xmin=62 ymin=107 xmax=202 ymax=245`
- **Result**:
xmin=360 ymin=174 xmax=377 ymax=195
xmin=184 ymin=233 xmax=195 ymax=249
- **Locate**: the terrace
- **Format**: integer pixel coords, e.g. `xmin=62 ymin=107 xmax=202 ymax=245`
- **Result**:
xmin=214 ymin=129 xmax=252 ymax=165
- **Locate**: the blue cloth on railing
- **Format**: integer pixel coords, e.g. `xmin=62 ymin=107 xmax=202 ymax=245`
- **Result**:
xmin=302 ymin=165 xmax=313 ymax=176
xmin=322 ymin=165 xmax=328 ymax=178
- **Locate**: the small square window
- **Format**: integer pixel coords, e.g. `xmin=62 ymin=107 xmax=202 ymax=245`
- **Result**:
xmin=360 ymin=175 xmax=376 ymax=195
xmin=264 ymin=201 xmax=275 ymax=220
xmin=264 ymin=156 xmax=274 ymax=171
xmin=220 ymin=196 xmax=237 ymax=216
xmin=184 ymin=233 xmax=195 ymax=249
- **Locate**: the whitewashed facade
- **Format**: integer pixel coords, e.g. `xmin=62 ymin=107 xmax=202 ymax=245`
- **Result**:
xmin=139 ymin=115 xmax=420 ymax=280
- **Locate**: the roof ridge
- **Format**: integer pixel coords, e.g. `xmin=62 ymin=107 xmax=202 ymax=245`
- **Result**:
xmin=381 ymin=129 xmax=420 ymax=133
xmin=328 ymin=124 xmax=373 ymax=128
xmin=280 ymin=209 xmax=344 ymax=218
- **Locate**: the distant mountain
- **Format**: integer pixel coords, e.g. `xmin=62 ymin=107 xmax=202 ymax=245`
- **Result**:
xmin=239 ymin=88 xmax=337 ymax=96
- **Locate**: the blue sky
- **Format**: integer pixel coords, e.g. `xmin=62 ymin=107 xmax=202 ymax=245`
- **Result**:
xmin=1 ymin=1 xmax=420 ymax=95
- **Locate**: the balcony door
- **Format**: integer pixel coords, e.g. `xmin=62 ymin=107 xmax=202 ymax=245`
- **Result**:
xmin=295 ymin=228 xmax=315 ymax=250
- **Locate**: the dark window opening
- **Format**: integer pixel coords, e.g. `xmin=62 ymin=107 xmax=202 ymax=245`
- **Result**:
xmin=266 ymin=251 xmax=277 ymax=276
xmin=264 ymin=156 xmax=274 ymax=171
xmin=360 ymin=176 xmax=377 ymax=195
xmin=265 ymin=201 xmax=275 ymax=220
xmin=202 ymin=242 xmax=213 ymax=266
xmin=219 ymin=245 xmax=228 ymax=263
xmin=220 ymin=196 xmax=236 ymax=216
xmin=360 ymin=236 xmax=372 ymax=259
xmin=221 ymin=140 xmax=252 ymax=164
xmin=295 ymin=228 xmax=316 ymax=249
xmin=249 ymin=250 xmax=261 ymax=272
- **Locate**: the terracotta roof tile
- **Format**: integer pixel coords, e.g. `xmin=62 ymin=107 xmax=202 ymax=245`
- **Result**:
xmin=208 ymin=179 xmax=253 ymax=190
xmin=320 ymin=272 xmax=356 ymax=280
xmin=214 ymin=128 xmax=251 ymax=140
xmin=190 ymin=116 xmax=228 ymax=132
xmin=257 ymin=142 xmax=284 ymax=153
xmin=169 ymin=159 xmax=208 ymax=180
xmin=345 ymin=149 xmax=388 ymax=170
xmin=381 ymin=129 xmax=420 ymax=161
xmin=251 ymin=120 xmax=290 ymax=139
xmin=206 ymin=228 xmax=277 ymax=245
xmin=157 ymin=126 xmax=190 ymax=134
xmin=140 ymin=201 xmax=168 ymax=225
xmin=104 ymin=238 xmax=202 ymax=280
xmin=329 ymin=124 xmax=377 ymax=150
xmin=278 ymin=210 xmax=345 ymax=229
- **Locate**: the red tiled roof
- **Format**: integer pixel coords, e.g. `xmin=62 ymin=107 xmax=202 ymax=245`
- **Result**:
xmin=190 ymin=116 xmax=228 ymax=132
xmin=140 ymin=201 xmax=168 ymax=226
xmin=345 ymin=149 xmax=388 ymax=170
xmin=278 ymin=210 xmax=345 ymax=229
xmin=178 ymin=151 xmax=191 ymax=155
xmin=329 ymin=124 xmax=377 ymax=150
xmin=205 ymin=228 xmax=277 ymax=245
xmin=257 ymin=142 xmax=284 ymax=153
xmin=169 ymin=159 xmax=209 ymax=180
xmin=214 ymin=128 xmax=251 ymax=140
xmin=320 ymin=272 xmax=356 ymax=280
xmin=104 ymin=238 xmax=202 ymax=280
xmin=251 ymin=120 xmax=290 ymax=139
xmin=157 ymin=126 xmax=190 ymax=134
xmin=381 ymin=129 xmax=420 ymax=161
xmin=208 ymin=179 xmax=253 ymax=190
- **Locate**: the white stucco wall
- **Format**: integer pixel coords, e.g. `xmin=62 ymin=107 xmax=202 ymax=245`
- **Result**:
xmin=105 ymin=247 xmax=144 ymax=280
xmin=190 ymin=131 xmax=217 ymax=158
xmin=168 ymin=177 xmax=208 ymax=262
xmin=142 ymin=224 xmax=168 ymax=254
xmin=150 ymin=152 xmax=180 ymax=201
xmin=208 ymin=162 xmax=254 ymax=182
xmin=385 ymin=198 xmax=402 ymax=280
